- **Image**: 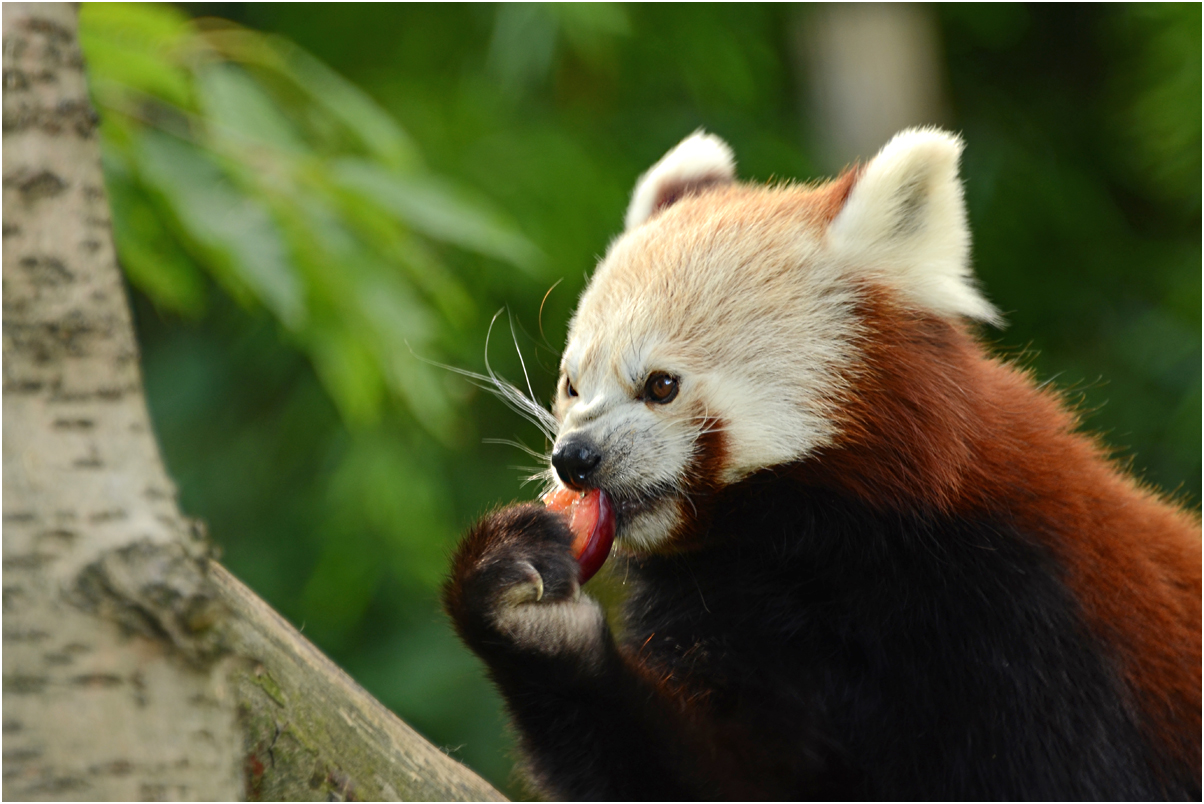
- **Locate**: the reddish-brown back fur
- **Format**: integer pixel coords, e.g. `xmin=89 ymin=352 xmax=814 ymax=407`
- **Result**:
xmin=798 ymin=289 xmax=1201 ymax=772
xmin=809 ymin=167 xmax=861 ymax=226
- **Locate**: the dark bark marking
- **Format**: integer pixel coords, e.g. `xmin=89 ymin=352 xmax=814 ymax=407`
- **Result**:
xmin=42 ymin=650 xmax=76 ymax=666
xmin=19 ymin=254 xmax=74 ymax=285
xmin=131 ymin=670 xmax=148 ymax=707
xmin=3 ymin=552 xmax=55 ymax=571
xmin=5 ymin=317 xmax=98 ymax=364
xmin=23 ymin=775 xmax=90 ymax=794
xmin=89 ymin=509 xmax=128 ymax=524
xmin=89 ymin=760 xmax=134 ymax=777
xmin=3 ymin=674 xmax=48 ymax=694
xmin=140 ymin=782 xmax=187 ymax=800
xmin=23 ymin=17 xmax=74 ymax=42
xmin=325 ymin=767 xmax=357 ymax=801
xmin=73 ymin=453 xmax=104 ymax=469
xmin=2 ymin=98 xmax=97 ymax=137
xmin=70 ymin=672 xmax=123 ymax=688
xmin=49 ymin=384 xmax=138 ymax=404
xmin=65 ymin=99 xmax=99 ymax=136
xmin=3 ymin=627 xmax=50 ymax=642
xmin=72 ymin=540 xmax=229 ymax=665
xmin=3 ymin=68 xmax=31 ymax=91
xmin=4 ymin=378 xmax=45 ymax=395
xmin=3 ymin=586 xmax=28 ymax=612
xmin=36 ymin=527 xmax=78 ymax=547
xmin=6 ymin=169 xmax=67 ymax=202
xmin=53 ymin=417 xmax=95 ymax=430
xmin=3 ymin=747 xmax=43 ymax=762
xmin=188 ymin=692 xmax=224 ymax=710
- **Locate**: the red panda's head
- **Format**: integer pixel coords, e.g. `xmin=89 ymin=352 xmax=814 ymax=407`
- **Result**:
xmin=550 ymin=129 xmax=1000 ymax=552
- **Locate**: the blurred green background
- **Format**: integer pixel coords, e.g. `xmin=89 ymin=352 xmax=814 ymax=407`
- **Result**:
xmin=79 ymin=3 xmax=1200 ymax=797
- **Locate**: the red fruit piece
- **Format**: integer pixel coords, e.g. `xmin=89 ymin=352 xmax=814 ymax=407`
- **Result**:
xmin=541 ymin=487 xmax=615 ymax=583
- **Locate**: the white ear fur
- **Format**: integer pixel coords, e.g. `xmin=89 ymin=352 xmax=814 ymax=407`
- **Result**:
xmin=827 ymin=128 xmax=1000 ymax=325
xmin=625 ymin=131 xmax=736 ymax=231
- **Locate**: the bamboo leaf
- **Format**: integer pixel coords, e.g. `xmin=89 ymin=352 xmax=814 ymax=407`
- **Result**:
xmin=104 ymin=154 xmax=208 ymax=317
xmin=271 ymin=36 xmax=420 ymax=171
xmin=135 ymin=131 xmax=306 ymax=329
xmin=196 ymin=62 xmax=307 ymax=153
xmin=331 ymin=159 xmax=543 ymax=272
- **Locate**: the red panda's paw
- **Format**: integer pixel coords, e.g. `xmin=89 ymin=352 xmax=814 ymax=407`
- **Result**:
xmin=443 ymin=504 xmax=609 ymax=663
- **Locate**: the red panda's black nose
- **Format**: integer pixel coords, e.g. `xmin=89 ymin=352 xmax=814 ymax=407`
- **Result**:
xmin=552 ymin=438 xmax=602 ymax=489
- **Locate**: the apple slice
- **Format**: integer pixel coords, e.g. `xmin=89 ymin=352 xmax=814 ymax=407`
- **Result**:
xmin=542 ymin=487 xmax=615 ymax=583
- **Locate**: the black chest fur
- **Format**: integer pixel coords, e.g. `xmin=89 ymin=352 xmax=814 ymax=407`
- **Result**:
xmin=619 ymin=477 xmax=1182 ymax=799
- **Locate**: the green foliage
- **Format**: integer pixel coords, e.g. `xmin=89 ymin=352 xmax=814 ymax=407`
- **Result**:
xmin=1107 ymin=3 xmax=1202 ymax=209
xmin=81 ymin=4 xmax=1200 ymax=798
xmin=80 ymin=2 xmax=540 ymax=439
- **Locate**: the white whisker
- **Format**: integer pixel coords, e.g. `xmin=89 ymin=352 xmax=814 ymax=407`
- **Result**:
xmin=483 ymin=310 xmax=560 ymax=441
xmin=524 ymin=468 xmax=559 ymax=493
xmin=508 ymin=309 xmax=538 ymax=410
xmin=483 ymin=437 xmax=552 ymax=462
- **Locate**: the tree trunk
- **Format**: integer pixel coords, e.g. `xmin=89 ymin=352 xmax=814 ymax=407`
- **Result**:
xmin=2 ymin=4 xmax=504 ymax=800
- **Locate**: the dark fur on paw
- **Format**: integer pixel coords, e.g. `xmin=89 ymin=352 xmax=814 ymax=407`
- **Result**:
xmin=444 ymin=504 xmax=606 ymax=661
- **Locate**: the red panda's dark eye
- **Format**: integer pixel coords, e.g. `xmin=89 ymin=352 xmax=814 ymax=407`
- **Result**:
xmin=644 ymin=373 xmax=679 ymax=404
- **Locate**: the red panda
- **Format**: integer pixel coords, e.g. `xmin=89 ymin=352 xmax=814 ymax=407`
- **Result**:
xmin=443 ymin=129 xmax=1201 ymax=800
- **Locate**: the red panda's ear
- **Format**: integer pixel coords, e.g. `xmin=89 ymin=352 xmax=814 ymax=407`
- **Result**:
xmin=625 ymin=131 xmax=735 ymax=231
xmin=827 ymin=128 xmax=1001 ymax=326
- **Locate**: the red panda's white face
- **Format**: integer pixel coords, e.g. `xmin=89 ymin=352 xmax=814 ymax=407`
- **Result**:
xmin=550 ymin=130 xmax=999 ymax=552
